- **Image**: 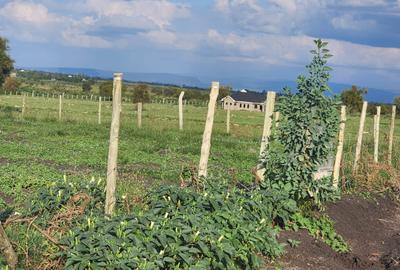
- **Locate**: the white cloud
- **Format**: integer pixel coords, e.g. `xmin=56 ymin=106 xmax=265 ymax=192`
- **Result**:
xmin=0 ymin=0 xmax=59 ymax=26
xmin=62 ymin=29 xmax=112 ymax=49
xmin=83 ymin=0 xmax=190 ymax=30
xmin=214 ymin=0 xmax=327 ymax=34
xmin=205 ymin=29 xmax=400 ymax=71
xmin=138 ymin=29 xmax=202 ymax=51
xmin=337 ymin=0 xmax=388 ymax=7
xmin=0 ymin=0 xmax=191 ymax=48
xmin=331 ymin=14 xmax=376 ymax=30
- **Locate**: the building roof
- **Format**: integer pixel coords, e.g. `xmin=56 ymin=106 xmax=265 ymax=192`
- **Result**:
xmin=229 ymin=91 xmax=266 ymax=103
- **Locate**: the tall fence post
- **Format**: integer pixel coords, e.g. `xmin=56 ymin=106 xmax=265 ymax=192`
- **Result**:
xmin=374 ymin=106 xmax=381 ymax=163
xmin=198 ymin=82 xmax=219 ymax=178
xmin=257 ymin=91 xmax=276 ymax=179
xmin=105 ymin=73 xmax=123 ymax=215
xmin=179 ymin=91 xmax=184 ymax=130
xmin=353 ymin=101 xmax=368 ymax=172
xmin=21 ymin=94 xmax=26 ymax=118
xmin=58 ymin=95 xmax=62 ymax=121
xmin=226 ymin=104 xmax=231 ymax=134
xmin=137 ymin=102 xmax=142 ymax=128
xmin=98 ymin=97 xmax=102 ymax=124
xmin=259 ymin=92 xmax=276 ymax=156
xmin=388 ymin=105 xmax=396 ymax=165
xmin=333 ymin=106 xmax=346 ymax=188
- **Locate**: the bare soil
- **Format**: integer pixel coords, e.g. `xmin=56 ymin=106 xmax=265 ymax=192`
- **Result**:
xmin=274 ymin=195 xmax=400 ymax=270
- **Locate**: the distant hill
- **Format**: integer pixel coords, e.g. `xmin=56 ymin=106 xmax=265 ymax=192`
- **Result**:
xmin=20 ymin=67 xmax=204 ymax=88
xmin=18 ymin=67 xmax=398 ymax=103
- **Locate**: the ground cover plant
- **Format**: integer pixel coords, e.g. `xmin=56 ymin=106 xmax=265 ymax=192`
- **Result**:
xmin=0 ymin=40 xmax=399 ymax=269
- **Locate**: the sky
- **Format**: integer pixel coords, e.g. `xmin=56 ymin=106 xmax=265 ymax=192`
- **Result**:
xmin=0 ymin=0 xmax=399 ymax=92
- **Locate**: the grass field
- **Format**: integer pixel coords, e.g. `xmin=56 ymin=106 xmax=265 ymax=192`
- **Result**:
xmin=0 ymin=93 xmax=399 ymax=209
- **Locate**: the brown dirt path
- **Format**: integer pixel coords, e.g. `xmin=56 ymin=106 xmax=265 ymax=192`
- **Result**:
xmin=272 ymin=195 xmax=400 ymax=270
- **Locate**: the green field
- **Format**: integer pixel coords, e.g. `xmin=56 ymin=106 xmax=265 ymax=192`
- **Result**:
xmin=0 ymin=93 xmax=398 ymax=209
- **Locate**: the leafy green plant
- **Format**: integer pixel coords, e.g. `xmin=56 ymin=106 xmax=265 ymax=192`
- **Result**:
xmin=56 ymin=178 xmax=298 ymax=269
xmin=261 ymin=39 xmax=340 ymax=206
xmin=290 ymin=213 xmax=349 ymax=253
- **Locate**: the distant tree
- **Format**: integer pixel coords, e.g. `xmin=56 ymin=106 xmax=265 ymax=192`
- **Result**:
xmin=0 ymin=37 xmax=14 ymax=85
xmin=82 ymin=80 xmax=94 ymax=93
xmin=218 ymin=85 xmax=232 ymax=100
xmin=132 ymin=84 xmax=150 ymax=103
xmin=393 ymin=96 xmax=400 ymax=114
xmin=99 ymin=81 xmax=113 ymax=97
xmin=341 ymin=85 xmax=367 ymax=113
xmin=3 ymin=77 xmax=20 ymax=92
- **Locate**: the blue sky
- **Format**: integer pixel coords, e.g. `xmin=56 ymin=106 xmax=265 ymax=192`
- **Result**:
xmin=0 ymin=0 xmax=399 ymax=92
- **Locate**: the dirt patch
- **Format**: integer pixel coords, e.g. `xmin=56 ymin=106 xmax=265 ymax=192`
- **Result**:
xmin=0 ymin=157 xmax=10 ymax=165
xmin=0 ymin=191 xmax=14 ymax=205
xmin=274 ymin=195 xmax=400 ymax=270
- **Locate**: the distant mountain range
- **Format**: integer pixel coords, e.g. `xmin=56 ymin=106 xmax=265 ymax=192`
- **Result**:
xmin=19 ymin=66 xmax=398 ymax=103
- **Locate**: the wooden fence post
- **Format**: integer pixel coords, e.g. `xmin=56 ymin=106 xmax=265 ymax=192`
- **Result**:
xmin=257 ymin=91 xmax=276 ymax=179
xmin=58 ymin=95 xmax=62 ymax=121
xmin=353 ymin=101 xmax=368 ymax=172
xmin=98 ymin=97 xmax=102 ymax=124
xmin=259 ymin=92 xmax=276 ymax=156
xmin=198 ymin=82 xmax=219 ymax=178
xmin=333 ymin=106 xmax=346 ymax=188
xmin=179 ymin=91 xmax=184 ymax=130
xmin=105 ymin=73 xmax=123 ymax=215
xmin=226 ymin=104 xmax=231 ymax=134
xmin=388 ymin=105 xmax=396 ymax=165
xmin=0 ymin=223 xmax=17 ymax=269
xmin=374 ymin=106 xmax=381 ymax=163
xmin=137 ymin=102 xmax=142 ymax=128
xmin=21 ymin=94 xmax=26 ymax=118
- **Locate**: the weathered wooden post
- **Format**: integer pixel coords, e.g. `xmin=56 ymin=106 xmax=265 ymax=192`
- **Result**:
xmin=21 ymin=94 xmax=26 ymax=118
xmin=257 ymin=91 xmax=276 ymax=179
xmin=353 ymin=101 xmax=368 ymax=172
xmin=333 ymin=106 xmax=346 ymax=188
xmin=0 ymin=223 xmax=17 ymax=269
xmin=178 ymin=91 xmax=184 ymax=130
xmin=226 ymin=104 xmax=231 ymax=134
xmin=58 ymin=94 xmax=62 ymax=121
xmin=374 ymin=106 xmax=381 ymax=163
xmin=98 ymin=97 xmax=102 ymax=124
xmin=198 ymin=82 xmax=219 ymax=178
xmin=373 ymin=115 xmax=377 ymax=142
xmin=32 ymin=91 xmax=35 ymax=97
xmin=259 ymin=92 xmax=276 ymax=156
xmin=137 ymin=102 xmax=142 ymax=128
xmin=105 ymin=73 xmax=123 ymax=215
xmin=388 ymin=105 xmax=396 ymax=165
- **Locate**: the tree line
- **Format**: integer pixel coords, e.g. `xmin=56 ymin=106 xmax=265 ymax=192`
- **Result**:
xmin=341 ymin=85 xmax=400 ymax=115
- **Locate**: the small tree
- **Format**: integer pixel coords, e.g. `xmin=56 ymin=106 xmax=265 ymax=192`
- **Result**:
xmin=394 ymin=97 xmax=400 ymax=114
xmin=2 ymin=77 xmax=20 ymax=92
xmin=132 ymin=84 xmax=150 ymax=103
xmin=82 ymin=80 xmax=94 ymax=93
xmin=218 ymin=85 xmax=232 ymax=100
xmin=0 ymin=38 xmax=14 ymax=85
xmin=341 ymin=85 xmax=367 ymax=113
xmin=262 ymin=39 xmax=339 ymax=206
xmin=99 ymin=81 xmax=126 ymax=97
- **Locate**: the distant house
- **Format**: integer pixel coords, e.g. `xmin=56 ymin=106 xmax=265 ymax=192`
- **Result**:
xmin=222 ymin=90 xmax=267 ymax=112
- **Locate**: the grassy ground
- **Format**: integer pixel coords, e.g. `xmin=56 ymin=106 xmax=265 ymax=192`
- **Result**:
xmin=0 ymin=93 xmax=399 ymax=209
